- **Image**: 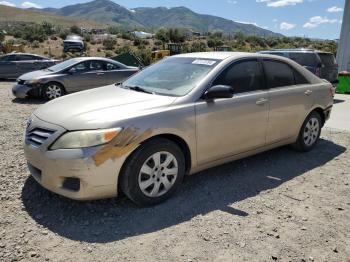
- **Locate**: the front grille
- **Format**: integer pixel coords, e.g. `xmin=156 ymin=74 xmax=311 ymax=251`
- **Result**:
xmin=26 ymin=127 xmax=56 ymax=147
xmin=17 ymin=79 xmax=25 ymax=85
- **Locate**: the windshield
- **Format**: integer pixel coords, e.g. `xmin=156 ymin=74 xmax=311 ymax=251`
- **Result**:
xmin=122 ymin=57 xmax=220 ymax=96
xmin=47 ymin=59 xmax=80 ymax=72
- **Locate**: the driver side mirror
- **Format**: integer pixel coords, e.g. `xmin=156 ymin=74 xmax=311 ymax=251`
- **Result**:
xmin=203 ymin=85 xmax=234 ymax=100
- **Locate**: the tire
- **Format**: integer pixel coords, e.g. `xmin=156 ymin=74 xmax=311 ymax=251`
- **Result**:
xmin=119 ymin=138 xmax=185 ymax=206
xmin=292 ymin=111 xmax=322 ymax=152
xmin=42 ymin=82 xmax=65 ymax=100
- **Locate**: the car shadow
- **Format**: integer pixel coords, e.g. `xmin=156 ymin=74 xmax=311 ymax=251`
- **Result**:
xmin=12 ymin=97 xmax=46 ymax=105
xmin=333 ymin=99 xmax=345 ymax=104
xmin=21 ymin=138 xmax=346 ymax=243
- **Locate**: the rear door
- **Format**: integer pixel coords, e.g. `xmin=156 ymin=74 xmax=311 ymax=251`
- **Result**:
xmin=317 ymin=53 xmax=338 ymax=83
xmin=263 ymin=59 xmax=313 ymax=144
xmin=195 ymin=59 xmax=269 ymax=164
xmin=0 ymin=55 xmax=18 ymax=78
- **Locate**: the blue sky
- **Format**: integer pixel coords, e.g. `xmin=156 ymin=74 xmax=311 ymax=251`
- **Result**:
xmin=0 ymin=0 xmax=345 ymax=39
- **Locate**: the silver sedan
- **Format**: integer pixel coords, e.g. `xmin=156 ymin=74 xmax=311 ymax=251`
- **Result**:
xmin=12 ymin=57 xmax=139 ymax=100
xmin=23 ymin=52 xmax=333 ymax=206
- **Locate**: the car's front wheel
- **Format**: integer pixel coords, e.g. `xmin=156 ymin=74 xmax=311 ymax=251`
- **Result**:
xmin=120 ymin=138 xmax=185 ymax=206
xmin=293 ymin=111 xmax=322 ymax=152
xmin=42 ymin=82 xmax=65 ymax=100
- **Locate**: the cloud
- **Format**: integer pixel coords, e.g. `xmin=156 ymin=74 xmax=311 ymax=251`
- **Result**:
xmin=326 ymin=6 xmax=343 ymax=13
xmin=21 ymin=1 xmax=42 ymax=9
xmin=280 ymin=22 xmax=296 ymax=30
xmin=256 ymin=0 xmax=303 ymax=7
xmin=303 ymin=16 xmax=338 ymax=28
xmin=0 ymin=1 xmax=16 ymax=7
xmin=227 ymin=0 xmax=238 ymax=3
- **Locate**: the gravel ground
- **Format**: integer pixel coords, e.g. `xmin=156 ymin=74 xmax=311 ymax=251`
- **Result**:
xmin=0 ymin=82 xmax=349 ymax=262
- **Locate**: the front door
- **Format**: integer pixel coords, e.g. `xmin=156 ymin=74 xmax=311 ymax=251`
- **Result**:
xmin=63 ymin=60 xmax=107 ymax=92
xmin=195 ymin=59 xmax=269 ymax=165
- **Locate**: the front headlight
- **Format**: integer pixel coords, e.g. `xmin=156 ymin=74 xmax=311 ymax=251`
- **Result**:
xmin=24 ymin=79 xmax=43 ymax=85
xmin=50 ymin=128 xmax=122 ymax=150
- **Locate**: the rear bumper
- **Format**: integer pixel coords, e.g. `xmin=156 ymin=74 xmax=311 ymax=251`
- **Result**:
xmin=324 ymin=105 xmax=333 ymax=121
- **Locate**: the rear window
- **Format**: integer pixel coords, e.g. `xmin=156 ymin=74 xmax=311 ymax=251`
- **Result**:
xmin=318 ymin=53 xmax=336 ymax=66
xmin=288 ymin=53 xmax=318 ymax=67
xmin=263 ymin=60 xmax=295 ymax=88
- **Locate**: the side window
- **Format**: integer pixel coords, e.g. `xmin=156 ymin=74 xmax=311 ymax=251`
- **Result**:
xmin=105 ymin=62 xmax=119 ymax=71
xmin=263 ymin=60 xmax=295 ymax=88
xmin=32 ymin=56 xmax=44 ymax=60
xmin=213 ymin=60 xmax=264 ymax=94
xmin=16 ymin=55 xmax=34 ymax=61
xmin=89 ymin=60 xmax=104 ymax=71
xmin=70 ymin=62 xmax=88 ymax=73
xmin=293 ymin=69 xmax=309 ymax=85
xmin=0 ymin=55 xmax=15 ymax=61
xmin=4 ymin=55 xmax=18 ymax=62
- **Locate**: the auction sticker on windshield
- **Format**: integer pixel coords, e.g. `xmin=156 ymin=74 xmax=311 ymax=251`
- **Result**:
xmin=192 ymin=59 xmax=217 ymax=66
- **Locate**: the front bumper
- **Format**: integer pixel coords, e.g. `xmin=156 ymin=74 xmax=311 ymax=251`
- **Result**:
xmin=24 ymin=116 xmax=128 ymax=200
xmin=12 ymin=84 xmax=40 ymax=99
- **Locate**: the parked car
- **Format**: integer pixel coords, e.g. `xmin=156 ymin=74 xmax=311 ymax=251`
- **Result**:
xmin=63 ymin=35 xmax=84 ymax=53
xmin=12 ymin=57 xmax=139 ymax=100
xmin=24 ymin=52 xmax=333 ymax=206
xmin=0 ymin=53 xmax=57 ymax=79
xmin=259 ymin=49 xmax=338 ymax=84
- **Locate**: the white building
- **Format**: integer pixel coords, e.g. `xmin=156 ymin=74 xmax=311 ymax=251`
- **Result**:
xmin=132 ymin=31 xmax=154 ymax=39
xmin=337 ymin=0 xmax=350 ymax=71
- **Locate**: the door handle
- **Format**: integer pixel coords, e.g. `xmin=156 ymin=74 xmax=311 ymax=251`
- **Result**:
xmin=256 ymin=98 xmax=268 ymax=105
xmin=305 ymin=90 xmax=313 ymax=96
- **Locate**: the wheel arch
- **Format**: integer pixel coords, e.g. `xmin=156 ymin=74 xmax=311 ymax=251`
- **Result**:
xmin=118 ymin=133 xmax=192 ymax=188
xmin=308 ymin=106 xmax=326 ymax=127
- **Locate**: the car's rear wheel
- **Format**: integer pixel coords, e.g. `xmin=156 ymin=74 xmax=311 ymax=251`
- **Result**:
xmin=120 ymin=138 xmax=185 ymax=206
xmin=293 ymin=111 xmax=322 ymax=152
xmin=42 ymin=82 xmax=64 ymax=100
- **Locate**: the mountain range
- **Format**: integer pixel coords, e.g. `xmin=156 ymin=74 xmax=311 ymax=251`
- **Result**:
xmin=39 ymin=0 xmax=283 ymax=37
xmin=0 ymin=0 xmax=283 ymax=37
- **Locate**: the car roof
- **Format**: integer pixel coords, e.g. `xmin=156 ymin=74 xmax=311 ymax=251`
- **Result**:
xmin=260 ymin=49 xmax=334 ymax=55
xmin=174 ymin=52 xmax=264 ymax=60
xmin=70 ymin=57 xmax=118 ymax=62
xmin=1 ymin=52 xmax=50 ymax=59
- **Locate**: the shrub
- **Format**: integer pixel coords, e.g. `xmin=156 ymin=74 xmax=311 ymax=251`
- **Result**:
xmin=32 ymin=40 xmax=40 ymax=48
xmin=105 ymin=51 xmax=113 ymax=57
xmin=103 ymin=37 xmax=116 ymax=50
xmin=70 ymin=25 xmax=81 ymax=35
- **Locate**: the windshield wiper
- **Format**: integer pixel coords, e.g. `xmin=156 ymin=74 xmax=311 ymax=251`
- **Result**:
xmin=124 ymin=85 xmax=154 ymax=94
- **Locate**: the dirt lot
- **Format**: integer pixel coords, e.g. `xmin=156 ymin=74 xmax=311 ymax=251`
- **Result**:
xmin=0 ymin=81 xmax=349 ymax=262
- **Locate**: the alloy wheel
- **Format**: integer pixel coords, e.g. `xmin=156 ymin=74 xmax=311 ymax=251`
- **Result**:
xmin=303 ymin=117 xmax=320 ymax=146
xmin=138 ymin=151 xmax=179 ymax=197
xmin=45 ymin=84 xmax=62 ymax=100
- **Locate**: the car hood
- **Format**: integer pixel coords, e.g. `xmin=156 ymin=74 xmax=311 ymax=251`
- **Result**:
xmin=18 ymin=70 xmax=53 ymax=81
xmin=34 ymin=85 xmax=177 ymax=130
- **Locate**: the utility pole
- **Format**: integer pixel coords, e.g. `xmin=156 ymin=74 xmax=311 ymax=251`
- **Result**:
xmin=337 ymin=0 xmax=350 ymax=72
